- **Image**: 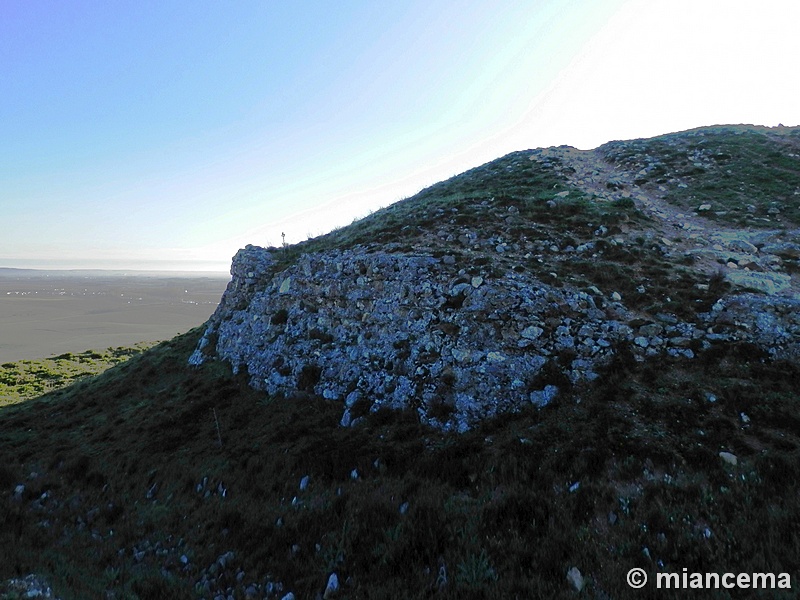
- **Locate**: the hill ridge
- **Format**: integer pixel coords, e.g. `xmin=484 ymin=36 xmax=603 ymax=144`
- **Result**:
xmin=190 ymin=125 xmax=800 ymax=431
xmin=3 ymin=124 xmax=800 ymax=599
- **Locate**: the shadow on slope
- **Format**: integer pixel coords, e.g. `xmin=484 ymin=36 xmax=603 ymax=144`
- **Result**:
xmin=1 ymin=328 xmax=800 ymax=598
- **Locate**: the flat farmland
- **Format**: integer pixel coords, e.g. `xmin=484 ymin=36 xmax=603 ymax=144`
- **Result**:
xmin=0 ymin=269 xmax=229 ymax=363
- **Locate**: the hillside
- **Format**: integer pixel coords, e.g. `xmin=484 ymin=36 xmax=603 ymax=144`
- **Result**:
xmin=1 ymin=124 xmax=799 ymax=599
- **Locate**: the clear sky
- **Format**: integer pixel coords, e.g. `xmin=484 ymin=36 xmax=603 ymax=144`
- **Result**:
xmin=2 ymin=0 xmax=798 ymax=271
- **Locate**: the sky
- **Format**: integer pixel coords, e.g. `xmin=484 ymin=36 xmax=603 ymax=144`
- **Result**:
xmin=2 ymin=0 xmax=799 ymax=272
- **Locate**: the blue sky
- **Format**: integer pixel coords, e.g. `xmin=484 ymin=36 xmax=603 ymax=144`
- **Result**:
xmin=2 ymin=0 xmax=798 ymax=271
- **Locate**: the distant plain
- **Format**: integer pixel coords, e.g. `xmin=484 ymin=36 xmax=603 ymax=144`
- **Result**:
xmin=0 ymin=269 xmax=229 ymax=363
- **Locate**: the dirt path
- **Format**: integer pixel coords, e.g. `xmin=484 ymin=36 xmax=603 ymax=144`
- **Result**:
xmin=532 ymin=146 xmax=800 ymax=298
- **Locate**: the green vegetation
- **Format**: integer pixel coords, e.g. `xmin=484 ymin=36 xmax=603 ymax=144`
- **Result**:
xmin=601 ymin=126 xmax=800 ymax=226
xmin=2 ymin=126 xmax=799 ymax=597
xmin=0 ymin=344 xmax=154 ymax=406
xmin=1 ymin=329 xmax=799 ymax=598
xmin=270 ymin=150 xmax=578 ymax=265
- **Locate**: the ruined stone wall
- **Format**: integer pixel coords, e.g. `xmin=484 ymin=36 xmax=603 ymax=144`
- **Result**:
xmin=191 ymin=245 xmax=800 ymax=432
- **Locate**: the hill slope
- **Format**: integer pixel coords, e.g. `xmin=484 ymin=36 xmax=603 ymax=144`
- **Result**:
xmin=2 ymin=125 xmax=800 ymax=599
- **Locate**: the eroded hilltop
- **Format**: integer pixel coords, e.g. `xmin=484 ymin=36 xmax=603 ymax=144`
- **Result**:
xmin=190 ymin=125 xmax=800 ymax=431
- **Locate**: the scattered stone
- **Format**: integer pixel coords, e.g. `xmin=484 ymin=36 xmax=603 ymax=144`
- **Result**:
xmin=2 ymin=574 xmax=60 ymax=599
xmin=566 ymin=567 xmax=585 ymax=592
xmin=323 ymin=573 xmax=340 ymax=599
xmin=530 ymin=385 xmax=558 ymax=407
xmin=299 ymin=476 xmax=309 ymax=491
xmin=638 ymin=323 xmax=662 ymax=337
xmin=728 ymin=239 xmax=758 ymax=254
xmin=761 ymin=242 xmax=800 ymax=258
xmin=698 ymin=203 xmax=712 ymax=211
xmin=719 ymin=451 xmax=738 ymax=467
xmin=187 ymin=186 xmax=800 ymax=433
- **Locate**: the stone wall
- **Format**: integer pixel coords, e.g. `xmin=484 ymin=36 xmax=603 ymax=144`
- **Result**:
xmin=190 ymin=245 xmax=800 ymax=432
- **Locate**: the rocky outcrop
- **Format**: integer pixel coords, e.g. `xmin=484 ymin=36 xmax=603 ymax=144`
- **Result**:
xmin=190 ymin=244 xmax=800 ymax=432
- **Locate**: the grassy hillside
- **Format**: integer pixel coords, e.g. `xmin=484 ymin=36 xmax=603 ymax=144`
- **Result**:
xmin=2 ymin=125 xmax=799 ymax=598
xmin=2 ymin=330 xmax=799 ymax=598
xmin=599 ymin=126 xmax=800 ymax=226
xmin=0 ymin=345 xmax=154 ymax=406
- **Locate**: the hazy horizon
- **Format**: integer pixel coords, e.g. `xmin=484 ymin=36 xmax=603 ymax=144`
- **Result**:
xmin=3 ymin=0 xmax=799 ymax=270
xmin=0 ymin=257 xmax=231 ymax=274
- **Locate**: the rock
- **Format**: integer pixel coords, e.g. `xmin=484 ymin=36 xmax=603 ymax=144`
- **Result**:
xmin=451 ymin=282 xmax=472 ymax=296
xmin=638 ymin=323 xmax=662 ymax=337
xmin=761 ymin=242 xmax=800 ymax=258
xmin=188 ymin=241 xmax=800 ymax=432
xmin=530 ymin=385 xmax=558 ymax=407
xmin=728 ymin=239 xmax=758 ymax=254
xmin=323 ymin=573 xmax=340 ymax=599
xmin=719 ymin=451 xmax=738 ymax=466
xmin=442 ymin=255 xmax=456 ymax=265
xmin=3 ymin=575 xmax=59 ymax=600
xmin=486 ymin=352 xmax=505 ymax=363
xmin=451 ymin=348 xmax=471 ymax=363
xmin=698 ymin=203 xmax=712 ymax=211
xmin=299 ymin=476 xmax=310 ymax=491
xmin=280 ymin=594 xmax=296 ymax=600
xmin=520 ymin=325 xmax=544 ymax=340
xmin=566 ymin=566 xmax=585 ymax=592
xmin=726 ymin=271 xmax=791 ymax=295
xmin=738 ymin=259 xmax=763 ymax=271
